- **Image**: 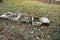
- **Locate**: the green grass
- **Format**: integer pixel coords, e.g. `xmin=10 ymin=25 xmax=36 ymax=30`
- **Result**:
xmin=0 ymin=1 xmax=60 ymax=27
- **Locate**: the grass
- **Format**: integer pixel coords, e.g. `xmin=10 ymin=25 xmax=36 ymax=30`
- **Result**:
xmin=0 ymin=1 xmax=60 ymax=27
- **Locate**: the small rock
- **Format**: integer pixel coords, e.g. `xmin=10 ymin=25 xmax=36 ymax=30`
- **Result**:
xmin=36 ymin=37 xmax=40 ymax=40
xmin=31 ymin=31 xmax=34 ymax=34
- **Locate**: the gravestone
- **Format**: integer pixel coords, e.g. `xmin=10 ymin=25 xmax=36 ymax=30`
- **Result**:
xmin=0 ymin=12 xmax=13 ymax=19
xmin=9 ymin=13 xmax=22 ymax=22
xmin=32 ymin=17 xmax=42 ymax=26
xmin=21 ymin=16 xmax=31 ymax=24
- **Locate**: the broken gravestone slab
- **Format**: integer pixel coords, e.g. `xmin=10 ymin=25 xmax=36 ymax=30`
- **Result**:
xmin=0 ymin=12 xmax=13 ymax=19
xmin=32 ymin=16 xmax=50 ymax=27
xmin=9 ymin=13 xmax=23 ymax=22
xmin=40 ymin=17 xmax=50 ymax=23
xmin=32 ymin=16 xmax=42 ymax=27
xmin=40 ymin=17 xmax=50 ymax=26
xmin=0 ymin=12 xmax=23 ymax=22
xmin=21 ymin=16 xmax=32 ymax=24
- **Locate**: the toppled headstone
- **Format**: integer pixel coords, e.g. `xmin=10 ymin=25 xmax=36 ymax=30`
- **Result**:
xmin=21 ymin=16 xmax=31 ymax=24
xmin=40 ymin=17 xmax=50 ymax=26
xmin=32 ymin=17 xmax=50 ymax=26
xmin=0 ymin=12 xmax=23 ymax=22
xmin=0 ymin=12 xmax=13 ymax=19
xmin=9 ymin=13 xmax=22 ymax=22
xmin=32 ymin=17 xmax=42 ymax=26
xmin=40 ymin=17 xmax=50 ymax=23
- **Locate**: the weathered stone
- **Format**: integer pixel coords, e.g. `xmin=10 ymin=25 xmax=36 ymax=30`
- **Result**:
xmin=9 ymin=13 xmax=22 ymax=22
xmin=32 ymin=17 xmax=42 ymax=26
xmin=0 ymin=12 xmax=13 ymax=19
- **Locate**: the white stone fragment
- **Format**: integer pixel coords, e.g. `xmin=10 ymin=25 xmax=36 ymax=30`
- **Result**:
xmin=40 ymin=17 xmax=50 ymax=23
xmin=21 ymin=17 xmax=30 ymax=22
xmin=32 ymin=17 xmax=42 ymax=26
xmin=9 ymin=13 xmax=22 ymax=21
xmin=0 ymin=12 xmax=13 ymax=18
xmin=32 ymin=22 xmax=42 ymax=26
xmin=31 ymin=31 xmax=34 ymax=34
xmin=36 ymin=37 xmax=40 ymax=39
xmin=38 ymin=29 xmax=41 ymax=31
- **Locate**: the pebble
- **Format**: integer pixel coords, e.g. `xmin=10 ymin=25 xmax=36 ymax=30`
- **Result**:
xmin=31 ymin=31 xmax=34 ymax=34
xmin=36 ymin=37 xmax=40 ymax=40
